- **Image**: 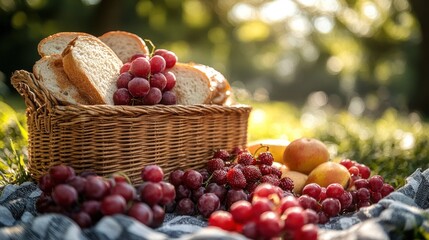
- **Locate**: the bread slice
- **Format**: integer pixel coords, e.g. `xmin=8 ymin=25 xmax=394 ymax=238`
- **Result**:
xmin=99 ymin=31 xmax=149 ymax=63
xmin=37 ymin=32 xmax=92 ymax=57
xmin=169 ymin=63 xmax=212 ymax=105
xmin=191 ymin=64 xmax=232 ymax=105
xmin=32 ymin=54 xmax=89 ymax=105
xmin=62 ymin=35 xmax=123 ymax=105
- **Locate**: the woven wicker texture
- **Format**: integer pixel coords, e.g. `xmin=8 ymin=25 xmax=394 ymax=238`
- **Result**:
xmin=11 ymin=70 xmax=251 ymax=184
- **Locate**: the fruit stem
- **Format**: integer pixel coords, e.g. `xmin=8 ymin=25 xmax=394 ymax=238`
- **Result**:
xmin=252 ymin=144 xmax=270 ymax=158
xmin=144 ymin=39 xmax=156 ymax=57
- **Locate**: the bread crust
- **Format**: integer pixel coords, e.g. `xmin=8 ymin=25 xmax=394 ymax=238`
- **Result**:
xmin=99 ymin=31 xmax=149 ymax=63
xmin=170 ymin=63 xmax=213 ymax=105
xmin=37 ymin=32 xmax=92 ymax=57
xmin=62 ymin=36 xmax=122 ymax=105
xmin=33 ymin=54 xmax=90 ymax=105
xmin=190 ymin=63 xmax=231 ymax=105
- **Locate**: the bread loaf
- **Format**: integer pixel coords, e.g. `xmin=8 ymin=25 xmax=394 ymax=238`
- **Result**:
xmin=169 ymin=63 xmax=213 ymax=105
xmin=99 ymin=31 xmax=150 ymax=63
xmin=191 ymin=64 xmax=232 ymax=105
xmin=62 ymin=35 xmax=123 ymax=105
xmin=37 ymin=32 xmax=92 ymax=57
xmin=33 ymin=54 xmax=89 ymax=105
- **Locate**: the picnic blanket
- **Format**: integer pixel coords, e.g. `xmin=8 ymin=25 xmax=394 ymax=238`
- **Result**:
xmin=0 ymin=168 xmax=428 ymax=240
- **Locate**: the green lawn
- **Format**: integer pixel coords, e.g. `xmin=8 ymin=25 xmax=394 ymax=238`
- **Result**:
xmin=1 ymin=100 xmax=429 ymax=188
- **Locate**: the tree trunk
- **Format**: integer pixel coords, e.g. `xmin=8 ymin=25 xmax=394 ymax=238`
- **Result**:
xmin=408 ymin=0 xmax=429 ymax=117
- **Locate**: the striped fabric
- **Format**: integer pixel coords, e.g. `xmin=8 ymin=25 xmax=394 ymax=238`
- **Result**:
xmin=0 ymin=168 xmax=428 ymax=240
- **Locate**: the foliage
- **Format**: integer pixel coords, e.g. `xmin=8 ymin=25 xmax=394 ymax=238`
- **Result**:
xmin=0 ymin=0 xmax=425 ymax=115
xmin=0 ymin=102 xmax=29 ymax=186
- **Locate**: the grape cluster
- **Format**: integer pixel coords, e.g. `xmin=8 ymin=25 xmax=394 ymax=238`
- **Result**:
xmin=340 ymin=159 xmax=395 ymax=211
xmin=166 ymin=148 xmax=295 ymax=218
xmin=113 ymin=49 xmax=178 ymax=105
xmin=36 ymin=164 xmax=175 ymax=228
xmin=209 ymin=183 xmax=318 ymax=240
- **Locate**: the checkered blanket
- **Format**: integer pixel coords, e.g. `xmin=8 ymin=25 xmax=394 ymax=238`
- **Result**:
xmin=0 ymin=168 xmax=428 ymax=240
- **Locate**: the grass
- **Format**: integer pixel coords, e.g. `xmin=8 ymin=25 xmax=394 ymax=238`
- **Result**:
xmin=1 ymin=100 xmax=429 ymax=189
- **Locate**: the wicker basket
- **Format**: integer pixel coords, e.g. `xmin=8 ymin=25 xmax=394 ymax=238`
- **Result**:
xmin=11 ymin=70 xmax=251 ymax=184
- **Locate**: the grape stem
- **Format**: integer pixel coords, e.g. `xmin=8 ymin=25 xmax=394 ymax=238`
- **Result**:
xmin=253 ymin=144 xmax=270 ymax=158
xmin=144 ymin=39 xmax=156 ymax=57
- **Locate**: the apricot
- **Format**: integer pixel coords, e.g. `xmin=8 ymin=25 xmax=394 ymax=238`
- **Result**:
xmin=282 ymin=138 xmax=329 ymax=175
xmin=280 ymin=169 xmax=308 ymax=194
xmin=305 ymin=162 xmax=351 ymax=189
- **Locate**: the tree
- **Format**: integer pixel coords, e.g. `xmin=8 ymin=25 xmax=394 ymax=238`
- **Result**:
xmin=408 ymin=0 xmax=429 ymax=117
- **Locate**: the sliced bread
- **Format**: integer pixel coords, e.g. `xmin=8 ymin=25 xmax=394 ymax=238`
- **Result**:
xmin=191 ymin=64 xmax=232 ymax=105
xmin=37 ymin=32 xmax=92 ymax=57
xmin=99 ymin=31 xmax=149 ymax=63
xmin=169 ymin=63 xmax=212 ymax=105
xmin=62 ymin=35 xmax=123 ymax=105
xmin=32 ymin=54 xmax=89 ymax=105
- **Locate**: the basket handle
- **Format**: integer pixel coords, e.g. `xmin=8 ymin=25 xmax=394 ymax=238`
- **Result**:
xmin=11 ymin=70 xmax=59 ymax=112
xmin=11 ymin=70 xmax=59 ymax=132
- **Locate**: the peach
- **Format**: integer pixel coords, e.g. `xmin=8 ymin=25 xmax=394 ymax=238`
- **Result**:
xmin=305 ymin=162 xmax=351 ymax=188
xmin=282 ymin=138 xmax=329 ymax=174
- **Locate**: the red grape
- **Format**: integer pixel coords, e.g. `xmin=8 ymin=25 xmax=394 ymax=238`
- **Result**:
xmin=197 ymin=193 xmax=220 ymax=218
xmin=49 ymin=165 xmax=73 ymax=184
xmin=356 ymin=164 xmax=371 ymax=179
xmin=66 ymin=176 xmax=87 ymax=194
xmin=168 ymin=169 xmax=184 ymax=186
xmin=38 ymin=174 xmax=53 ymax=193
xmin=117 ymin=72 xmax=133 ymax=89
xmin=380 ymin=183 xmax=394 ymax=197
xmin=84 ymin=176 xmax=108 ymax=200
xmin=163 ymin=71 xmax=176 ymax=91
xmin=257 ymin=211 xmax=283 ymax=238
xmin=176 ymin=198 xmax=195 ymax=215
xmin=128 ymin=202 xmax=153 ymax=226
xmin=368 ymin=175 xmax=384 ymax=192
xmin=52 ymin=184 xmax=78 ymax=207
xmin=150 ymin=73 xmax=167 ymax=90
xmin=129 ymin=57 xmax=150 ymax=77
xmin=160 ymin=91 xmax=177 ymax=105
xmin=298 ymin=195 xmax=320 ymax=211
xmin=128 ymin=77 xmax=150 ymax=98
xmin=143 ymin=87 xmax=162 ymax=105
xmin=348 ymin=166 xmax=360 ymax=176
xmin=175 ymin=184 xmax=191 ymax=200
xmin=81 ymin=200 xmax=101 ymax=220
xmin=129 ymin=53 xmax=149 ymax=62
xmin=302 ymin=183 xmax=322 ymax=200
xmin=278 ymin=195 xmax=300 ymax=215
xmin=141 ymin=165 xmax=164 ymax=182
xmin=357 ymin=188 xmax=370 ymax=201
xmin=71 ymin=211 xmax=92 ymax=228
xmin=321 ymin=198 xmax=341 ymax=217
xmin=225 ymin=189 xmax=248 ymax=209
xmin=208 ymin=210 xmax=236 ymax=231
xmin=100 ymin=194 xmax=127 ymax=215
xmin=159 ymin=182 xmax=176 ymax=205
xmin=150 ymin=55 xmax=166 ymax=73
xmin=120 ymin=62 xmax=131 ymax=73
xmin=111 ymin=182 xmax=136 ymax=202
xmin=205 ymin=183 xmax=227 ymax=202
xmin=326 ymin=183 xmax=345 ymax=199
xmin=229 ymin=200 xmax=253 ymax=224
xmin=295 ymin=224 xmax=318 ymax=240
xmin=113 ymin=88 xmax=132 ymax=105
xmin=339 ymin=159 xmax=354 ymax=169
xmin=354 ymin=179 xmax=369 ymax=189
xmin=338 ymin=191 xmax=353 ymax=210
xmin=282 ymin=206 xmax=307 ymax=230
xmin=154 ymin=49 xmax=177 ymax=68
xmin=182 ymin=170 xmax=203 ymax=190
xmin=139 ymin=182 xmax=163 ymax=206
xmin=304 ymin=208 xmax=319 ymax=224
xmin=150 ymin=204 xmax=165 ymax=228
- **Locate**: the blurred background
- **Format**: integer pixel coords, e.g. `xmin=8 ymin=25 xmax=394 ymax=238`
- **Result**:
xmin=1 ymin=0 xmax=428 ymax=118
xmin=1 ymin=0 xmax=429 ymax=190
